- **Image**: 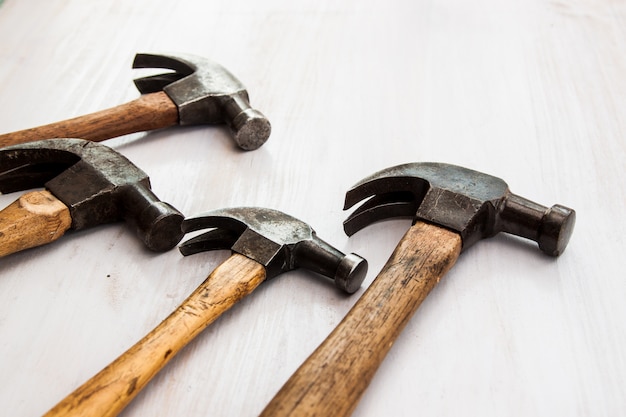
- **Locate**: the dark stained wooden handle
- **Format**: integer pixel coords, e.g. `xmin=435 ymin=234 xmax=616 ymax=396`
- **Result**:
xmin=0 ymin=190 xmax=72 ymax=257
xmin=260 ymin=221 xmax=462 ymax=417
xmin=44 ymin=253 xmax=266 ymax=417
xmin=0 ymin=91 xmax=178 ymax=147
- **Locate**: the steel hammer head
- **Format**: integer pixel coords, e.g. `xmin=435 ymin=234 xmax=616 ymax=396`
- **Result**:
xmin=180 ymin=207 xmax=368 ymax=293
xmin=344 ymin=162 xmax=576 ymax=256
xmin=0 ymin=138 xmax=184 ymax=251
xmin=132 ymin=53 xmax=271 ymax=151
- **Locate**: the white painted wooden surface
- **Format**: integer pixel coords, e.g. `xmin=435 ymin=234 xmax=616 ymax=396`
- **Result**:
xmin=0 ymin=0 xmax=624 ymax=416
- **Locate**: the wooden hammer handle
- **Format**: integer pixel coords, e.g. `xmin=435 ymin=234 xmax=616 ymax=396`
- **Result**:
xmin=260 ymin=221 xmax=462 ymax=417
xmin=0 ymin=91 xmax=178 ymax=147
xmin=0 ymin=190 xmax=72 ymax=257
xmin=44 ymin=253 xmax=266 ymax=417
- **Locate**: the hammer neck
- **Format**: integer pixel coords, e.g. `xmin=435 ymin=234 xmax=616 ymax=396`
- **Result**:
xmin=498 ymin=193 xmax=575 ymax=256
xmin=498 ymin=193 xmax=547 ymax=243
xmin=120 ymin=183 xmax=184 ymax=251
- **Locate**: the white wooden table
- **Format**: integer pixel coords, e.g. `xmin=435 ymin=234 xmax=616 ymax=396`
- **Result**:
xmin=1 ymin=0 xmax=624 ymax=416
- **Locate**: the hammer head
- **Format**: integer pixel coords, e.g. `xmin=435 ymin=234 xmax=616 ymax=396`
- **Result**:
xmin=180 ymin=207 xmax=368 ymax=293
xmin=0 ymin=139 xmax=184 ymax=251
xmin=344 ymin=162 xmax=576 ymax=256
xmin=132 ymin=53 xmax=271 ymax=151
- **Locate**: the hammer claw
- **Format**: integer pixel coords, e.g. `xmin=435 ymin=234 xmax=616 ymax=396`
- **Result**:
xmin=343 ymin=192 xmax=419 ymax=236
xmin=344 ymin=176 xmax=428 ymax=210
xmin=0 ymin=162 xmax=68 ymax=194
xmin=133 ymin=72 xmax=186 ymax=95
xmin=178 ymin=228 xmax=242 ymax=256
xmin=181 ymin=210 xmax=248 ymax=235
xmin=0 ymin=145 xmax=79 ymax=194
xmin=132 ymin=53 xmax=195 ymax=76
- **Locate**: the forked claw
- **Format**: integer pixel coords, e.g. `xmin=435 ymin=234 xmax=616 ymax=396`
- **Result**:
xmin=133 ymin=73 xmax=187 ymax=94
xmin=343 ymin=192 xmax=419 ymax=236
xmin=180 ymin=209 xmax=255 ymax=257
xmin=0 ymin=144 xmax=80 ymax=194
xmin=0 ymin=163 xmax=69 ymax=194
xmin=179 ymin=228 xmax=242 ymax=256
xmin=132 ymin=53 xmax=196 ymax=94
xmin=132 ymin=53 xmax=196 ymax=76
xmin=342 ymin=167 xmax=429 ymax=236
xmin=181 ymin=210 xmax=250 ymax=236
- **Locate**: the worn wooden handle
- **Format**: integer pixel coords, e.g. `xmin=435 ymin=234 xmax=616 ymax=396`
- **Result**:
xmin=261 ymin=221 xmax=462 ymax=417
xmin=0 ymin=91 xmax=178 ymax=147
xmin=44 ymin=253 xmax=266 ymax=417
xmin=0 ymin=190 xmax=72 ymax=257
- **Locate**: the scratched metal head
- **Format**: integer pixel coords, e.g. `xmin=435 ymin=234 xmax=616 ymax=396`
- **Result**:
xmin=133 ymin=53 xmax=271 ymax=150
xmin=180 ymin=207 xmax=368 ymax=293
xmin=344 ymin=162 xmax=576 ymax=256
xmin=0 ymin=138 xmax=184 ymax=251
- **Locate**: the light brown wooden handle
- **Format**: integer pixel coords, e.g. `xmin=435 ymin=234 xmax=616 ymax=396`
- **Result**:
xmin=0 ymin=91 xmax=178 ymax=147
xmin=0 ymin=190 xmax=72 ymax=257
xmin=44 ymin=253 xmax=266 ymax=417
xmin=261 ymin=221 xmax=462 ymax=417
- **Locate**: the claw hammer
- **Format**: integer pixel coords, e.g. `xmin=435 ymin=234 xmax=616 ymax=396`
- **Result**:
xmin=44 ymin=207 xmax=368 ymax=417
xmin=0 ymin=138 xmax=183 ymax=254
xmin=261 ymin=162 xmax=576 ymax=416
xmin=0 ymin=53 xmax=271 ymax=150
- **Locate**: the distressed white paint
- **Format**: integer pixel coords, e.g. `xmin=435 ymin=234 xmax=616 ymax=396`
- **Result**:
xmin=0 ymin=0 xmax=624 ymax=416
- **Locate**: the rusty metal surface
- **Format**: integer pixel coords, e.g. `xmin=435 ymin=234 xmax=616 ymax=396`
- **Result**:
xmin=133 ymin=53 xmax=271 ymax=150
xmin=344 ymin=162 xmax=575 ymax=256
xmin=181 ymin=207 xmax=367 ymax=293
xmin=0 ymin=139 xmax=183 ymax=251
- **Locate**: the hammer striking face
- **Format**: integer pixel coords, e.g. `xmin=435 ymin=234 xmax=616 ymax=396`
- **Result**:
xmin=261 ymin=162 xmax=576 ymax=417
xmin=44 ymin=207 xmax=367 ymax=417
xmin=0 ymin=53 xmax=271 ymax=151
xmin=0 ymin=138 xmax=184 ymax=255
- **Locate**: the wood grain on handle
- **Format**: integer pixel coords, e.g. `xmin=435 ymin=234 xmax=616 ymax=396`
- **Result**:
xmin=0 ymin=91 xmax=178 ymax=147
xmin=0 ymin=190 xmax=71 ymax=257
xmin=44 ymin=253 xmax=266 ymax=417
xmin=261 ymin=221 xmax=462 ymax=417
